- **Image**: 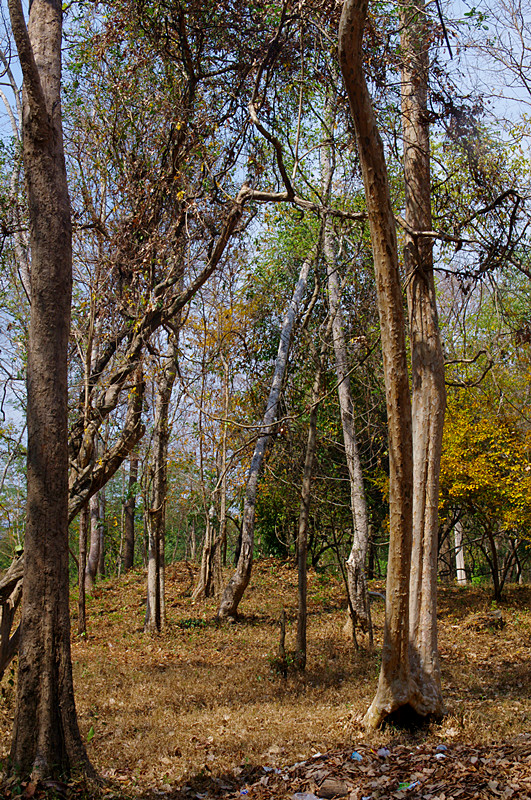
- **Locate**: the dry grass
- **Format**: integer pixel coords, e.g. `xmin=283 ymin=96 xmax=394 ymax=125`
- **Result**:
xmin=1 ymin=558 xmax=531 ymax=795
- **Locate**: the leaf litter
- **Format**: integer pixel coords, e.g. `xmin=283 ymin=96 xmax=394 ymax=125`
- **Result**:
xmin=1 ymin=561 xmax=531 ymax=798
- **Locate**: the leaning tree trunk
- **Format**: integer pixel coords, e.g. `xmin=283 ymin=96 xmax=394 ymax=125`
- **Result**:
xmin=339 ymin=0 xmax=415 ymax=729
xmin=217 ymin=249 xmax=315 ymax=619
xmin=8 ymin=0 xmax=92 ymax=778
xmin=322 ymin=141 xmax=372 ymax=644
xmin=145 ymin=341 xmax=177 ymax=633
xmin=400 ymin=0 xmax=446 ymax=719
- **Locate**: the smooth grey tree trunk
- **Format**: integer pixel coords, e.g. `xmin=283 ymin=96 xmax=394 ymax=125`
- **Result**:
xmin=217 ymin=250 xmax=315 ymax=619
xmin=8 ymin=0 xmax=92 ymax=778
xmin=454 ymin=519 xmax=467 ymax=585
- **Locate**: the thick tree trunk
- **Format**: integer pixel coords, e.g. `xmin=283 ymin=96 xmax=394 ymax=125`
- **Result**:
xmin=322 ymin=143 xmax=372 ymax=643
xmin=400 ymin=0 xmax=445 ymax=719
xmin=8 ymin=0 xmax=92 ymax=778
xmin=123 ymin=451 xmax=139 ymax=571
xmin=217 ymin=250 xmax=314 ymax=619
xmin=339 ymin=0 xmax=415 ymax=729
xmin=145 ymin=341 xmax=177 ymax=633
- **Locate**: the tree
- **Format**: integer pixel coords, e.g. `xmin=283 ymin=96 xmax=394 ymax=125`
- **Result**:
xmin=7 ymin=0 xmax=92 ymax=778
xmin=400 ymin=0 xmax=445 ymax=720
xmin=217 ymin=246 xmax=316 ymax=619
xmin=339 ymin=0 xmax=415 ymax=728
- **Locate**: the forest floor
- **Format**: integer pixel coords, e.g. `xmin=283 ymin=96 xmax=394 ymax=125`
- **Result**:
xmin=1 ymin=558 xmax=531 ymax=799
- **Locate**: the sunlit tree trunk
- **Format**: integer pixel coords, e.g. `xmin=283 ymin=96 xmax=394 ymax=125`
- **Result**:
xmin=8 ymin=0 xmax=92 ymax=778
xmin=145 ymin=342 xmax=176 ymax=633
xmin=218 ymin=250 xmax=314 ymax=619
xmin=401 ymin=0 xmax=445 ymax=719
xmin=193 ymin=353 xmax=230 ymax=600
xmin=339 ymin=0 xmax=415 ymax=729
xmin=454 ymin=519 xmax=467 ymax=585
xmin=322 ymin=140 xmax=372 ymax=644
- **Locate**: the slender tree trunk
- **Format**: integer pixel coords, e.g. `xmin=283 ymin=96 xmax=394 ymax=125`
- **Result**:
xmin=339 ymin=0 xmax=415 ymax=730
xmin=454 ymin=519 xmax=467 ymax=585
xmin=78 ymin=504 xmax=88 ymax=636
xmin=295 ymin=340 xmax=324 ymax=670
xmin=85 ymin=492 xmax=100 ymax=593
xmin=217 ymin=250 xmax=315 ymax=619
xmin=194 ymin=354 xmax=230 ymax=600
xmin=123 ymin=451 xmax=139 ymax=571
xmin=97 ymin=489 xmax=105 ymax=576
xmin=322 ymin=142 xmax=372 ymax=644
xmin=400 ymin=0 xmax=445 ymax=719
xmin=145 ymin=340 xmax=177 ymax=633
xmin=8 ymin=0 xmax=92 ymax=778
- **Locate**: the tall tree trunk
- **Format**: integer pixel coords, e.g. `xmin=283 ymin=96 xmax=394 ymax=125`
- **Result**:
xmin=78 ymin=504 xmax=88 ymax=636
xmin=295 ymin=338 xmax=324 ymax=670
xmin=217 ymin=249 xmax=315 ymax=619
xmin=322 ymin=142 xmax=372 ymax=644
xmin=145 ymin=340 xmax=177 ymax=633
xmin=339 ymin=0 xmax=415 ymax=730
xmin=123 ymin=450 xmax=139 ymax=571
xmin=8 ymin=0 xmax=92 ymax=778
xmin=400 ymin=0 xmax=445 ymax=719
xmin=193 ymin=353 xmax=230 ymax=600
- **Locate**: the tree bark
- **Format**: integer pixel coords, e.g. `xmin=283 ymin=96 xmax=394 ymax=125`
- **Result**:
xmin=295 ymin=339 xmax=324 ymax=670
xmin=0 ymin=556 xmax=23 ymax=682
xmin=217 ymin=249 xmax=314 ymax=619
xmin=8 ymin=0 xmax=92 ymax=778
xmin=400 ymin=0 xmax=445 ymax=719
xmin=145 ymin=340 xmax=177 ymax=633
xmin=123 ymin=450 xmax=139 ymax=571
xmin=85 ymin=492 xmax=101 ymax=593
xmin=77 ymin=504 xmax=88 ymax=636
xmin=322 ymin=142 xmax=372 ymax=644
xmin=339 ymin=0 xmax=415 ymax=729
xmin=193 ymin=353 xmax=230 ymax=601
xmin=454 ymin=519 xmax=467 ymax=585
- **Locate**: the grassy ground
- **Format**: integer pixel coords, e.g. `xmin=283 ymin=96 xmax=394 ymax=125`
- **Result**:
xmin=1 ymin=558 xmax=530 ymax=796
